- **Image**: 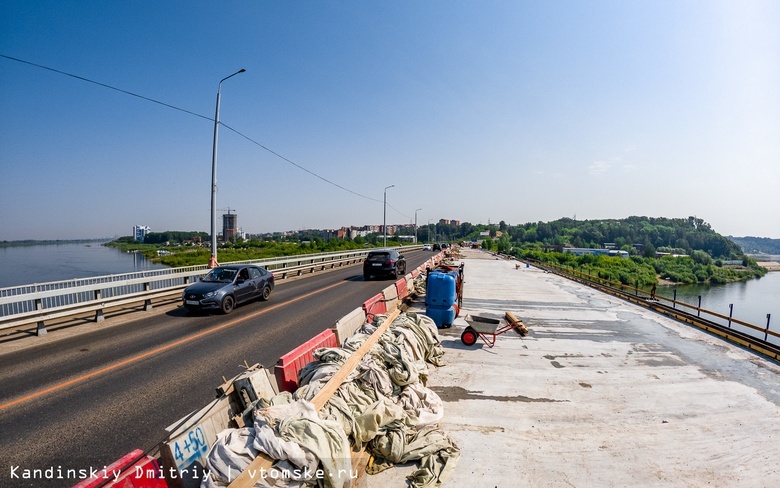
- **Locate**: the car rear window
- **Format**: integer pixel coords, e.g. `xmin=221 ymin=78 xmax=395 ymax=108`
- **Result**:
xmin=367 ymin=252 xmax=390 ymax=261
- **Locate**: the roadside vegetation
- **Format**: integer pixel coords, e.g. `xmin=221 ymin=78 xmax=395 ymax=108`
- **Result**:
xmin=513 ymin=249 xmax=766 ymax=287
xmin=106 ymin=233 xmax=411 ymax=268
xmin=106 ymin=215 xmax=769 ymax=285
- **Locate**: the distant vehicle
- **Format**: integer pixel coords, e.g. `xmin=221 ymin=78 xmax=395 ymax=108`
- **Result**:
xmin=363 ymin=249 xmax=407 ymax=280
xmin=432 ymin=243 xmax=441 ymax=251
xmin=441 ymin=243 xmax=450 ymax=249
xmin=182 ymin=264 xmax=274 ymax=314
xmin=423 ymin=244 xmax=432 ymax=251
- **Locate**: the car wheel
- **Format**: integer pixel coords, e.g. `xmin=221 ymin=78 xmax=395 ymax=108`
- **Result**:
xmin=221 ymin=296 xmax=235 ymax=314
xmin=260 ymin=285 xmax=272 ymax=301
xmin=364 ymin=273 xmax=371 ymax=280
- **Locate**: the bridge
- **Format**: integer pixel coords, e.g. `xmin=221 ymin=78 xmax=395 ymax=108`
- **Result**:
xmin=1 ymin=247 xmax=779 ymax=487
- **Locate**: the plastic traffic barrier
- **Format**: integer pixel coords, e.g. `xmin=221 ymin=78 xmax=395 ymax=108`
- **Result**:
xmin=73 ymin=450 xmax=167 ymax=488
xmin=395 ymin=277 xmax=410 ymax=301
xmin=362 ymin=292 xmax=387 ymax=322
xmin=274 ymin=329 xmax=338 ymax=392
xmin=331 ymin=307 xmax=367 ymax=344
xmin=382 ymin=284 xmax=399 ymax=313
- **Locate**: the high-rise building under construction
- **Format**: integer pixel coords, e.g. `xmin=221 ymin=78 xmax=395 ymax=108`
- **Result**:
xmin=222 ymin=212 xmax=237 ymax=242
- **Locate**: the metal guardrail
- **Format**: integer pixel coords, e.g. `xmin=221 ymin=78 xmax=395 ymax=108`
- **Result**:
xmin=0 ymin=246 xmax=422 ymax=335
xmin=517 ymin=256 xmax=780 ymax=361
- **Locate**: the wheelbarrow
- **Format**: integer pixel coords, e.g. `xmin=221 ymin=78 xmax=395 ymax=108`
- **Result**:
xmin=460 ymin=312 xmax=528 ymax=348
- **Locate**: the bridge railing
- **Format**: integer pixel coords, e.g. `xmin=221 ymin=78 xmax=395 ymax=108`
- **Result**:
xmin=0 ymin=246 xmax=422 ymax=335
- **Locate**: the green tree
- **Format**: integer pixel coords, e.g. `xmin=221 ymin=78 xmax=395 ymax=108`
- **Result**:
xmin=642 ymin=243 xmax=656 ymax=258
xmin=497 ymin=235 xmax=511 ymax=253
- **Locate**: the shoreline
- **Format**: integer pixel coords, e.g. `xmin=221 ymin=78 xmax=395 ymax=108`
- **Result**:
xmin=757 ymin=261 xmax=780 ymax=272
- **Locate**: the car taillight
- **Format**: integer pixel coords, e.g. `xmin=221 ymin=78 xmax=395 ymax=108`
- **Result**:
xmin=385 ymin=260 xmax=395 ymax=265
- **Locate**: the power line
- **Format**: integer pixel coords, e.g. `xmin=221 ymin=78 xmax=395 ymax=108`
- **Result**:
xmin=1 ymin=53 xmax=413 ymax=217
xmin=220 ymin=122 xmax=381 ymax=203
xmin=0 ymin=54 xmax=211 ymax=122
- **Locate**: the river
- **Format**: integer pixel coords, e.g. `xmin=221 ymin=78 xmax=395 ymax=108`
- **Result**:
xmin=0 ymin=241 xmax=168 ymax=288
xmin=658 ymin=270 xmax=779 ymax=345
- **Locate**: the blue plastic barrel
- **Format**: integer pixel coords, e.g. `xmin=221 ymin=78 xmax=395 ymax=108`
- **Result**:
xmin=426 ymin=270 xmax=458 ymax=328
xmin=426 ymin=271 xmax=457 ymax=307
xmin=425 ymin=306 xmax=457 ymax=329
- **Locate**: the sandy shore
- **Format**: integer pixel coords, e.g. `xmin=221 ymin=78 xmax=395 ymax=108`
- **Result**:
xmin=757 ymin=261 xmax=780 ymax=271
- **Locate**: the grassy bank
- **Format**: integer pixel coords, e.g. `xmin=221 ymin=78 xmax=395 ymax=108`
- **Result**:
xmin=514 ymin=249 xmax=767 ymax=286
xmin=105 ymin=238 xmax=409 ymax=267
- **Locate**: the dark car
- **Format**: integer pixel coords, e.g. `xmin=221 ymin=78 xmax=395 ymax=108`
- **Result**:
xmin=182 ymin=264 xmax=274 ymax=314
xmin=363 ymin=249 xmax=406 ymax=280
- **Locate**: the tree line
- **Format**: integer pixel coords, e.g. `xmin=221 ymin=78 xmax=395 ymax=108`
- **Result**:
xmin=432 ymin=216 xmax=743 ymax=259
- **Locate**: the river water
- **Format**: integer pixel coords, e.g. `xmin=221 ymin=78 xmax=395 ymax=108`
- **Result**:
xmin=0 ymin=241 xmax=167 ymax=288
xmin=658 ymin=271 xmax=779 ymax=345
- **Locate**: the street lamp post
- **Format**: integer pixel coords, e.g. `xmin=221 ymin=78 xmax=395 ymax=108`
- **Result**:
xmin=414 ymin=208 xmax=422 ymax=244
xmin=209 ymin=69 xmax=246 ymax=268
xmin=383 ymin=185 xmax=394 ymax=247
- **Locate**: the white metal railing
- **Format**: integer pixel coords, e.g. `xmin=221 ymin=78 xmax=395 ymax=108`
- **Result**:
xmin=0 ymin=245 xmax=422 ymax=335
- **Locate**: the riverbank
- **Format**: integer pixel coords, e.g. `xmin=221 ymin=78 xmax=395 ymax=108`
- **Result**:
xmin=757 ymin=261 xmax=780 ymax=271
xmin=0 ymin=238 xmax=110 ymax=248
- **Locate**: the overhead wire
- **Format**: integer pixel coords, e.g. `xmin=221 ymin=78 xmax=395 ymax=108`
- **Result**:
xmin=1 ymin=53 xmax=413 ymax=219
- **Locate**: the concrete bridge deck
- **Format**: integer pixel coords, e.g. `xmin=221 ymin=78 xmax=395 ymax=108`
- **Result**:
xmin=361 ymin=248 xmax=780 ymax=487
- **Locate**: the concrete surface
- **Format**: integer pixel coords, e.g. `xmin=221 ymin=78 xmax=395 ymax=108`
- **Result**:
xmin=360 ymin=248 xmax=780 ymax=487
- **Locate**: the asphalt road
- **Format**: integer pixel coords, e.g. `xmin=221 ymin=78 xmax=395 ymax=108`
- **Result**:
xmin=0 ymin=249 xmax=433 ymax=487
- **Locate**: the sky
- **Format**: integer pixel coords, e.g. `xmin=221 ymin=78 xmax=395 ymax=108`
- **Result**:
xmin=1 ymin=0 xmax=778 ymax=241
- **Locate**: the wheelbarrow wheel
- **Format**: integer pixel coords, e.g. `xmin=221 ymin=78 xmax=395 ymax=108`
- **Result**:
xmin=461 ymin=327 xmax=478 ymax=346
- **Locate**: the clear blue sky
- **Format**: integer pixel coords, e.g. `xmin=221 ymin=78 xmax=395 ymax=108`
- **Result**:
xmin=1 ymin=1 xmax=778 ymax=240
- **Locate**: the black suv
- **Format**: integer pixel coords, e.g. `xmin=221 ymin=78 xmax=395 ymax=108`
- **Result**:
xmin=363 ymin=249 xmax=406 ymax=280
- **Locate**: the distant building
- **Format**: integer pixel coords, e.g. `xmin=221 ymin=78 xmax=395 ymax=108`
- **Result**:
xmin=133 ymin=225 xmax=151 ymax=243
xmin=222 ymin=212 xmax=238 ymax=242
xmin=439 ymin=219 xmax=461 ymax=226
xmin=565 ymin=248 xmax=629 ymax=258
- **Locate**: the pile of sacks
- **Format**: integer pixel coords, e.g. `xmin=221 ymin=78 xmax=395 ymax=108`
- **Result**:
xmin=412 ymin=274 xmax=427 ymax=296
xmin=202 ymin=312 xmax=460 ymax=488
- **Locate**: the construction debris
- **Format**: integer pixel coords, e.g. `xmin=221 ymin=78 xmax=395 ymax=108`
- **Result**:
xmin=200 ymin=312 xmax=459 ymax=488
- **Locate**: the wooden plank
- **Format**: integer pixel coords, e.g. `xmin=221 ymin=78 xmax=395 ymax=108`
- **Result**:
xmin=311 ymin=309 xmax=399 ymax=410
xmin=505 ymin=311 xmax=529 ymax=335
xmin=228 ymin=309 xmax=401 ymax=488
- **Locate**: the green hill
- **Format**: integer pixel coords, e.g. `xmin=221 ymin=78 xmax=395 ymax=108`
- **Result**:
xmin=728 ymin=236 xmax=780 ymax=255
xmin=456 ymin=216 xmax=744 ymax=259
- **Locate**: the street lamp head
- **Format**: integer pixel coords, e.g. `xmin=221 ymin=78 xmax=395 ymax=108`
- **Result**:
xmin=220 ymin=69 xmax=246 ymax=85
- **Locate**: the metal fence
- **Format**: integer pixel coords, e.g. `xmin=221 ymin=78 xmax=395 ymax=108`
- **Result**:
xmin=0 ymin=246 xmax=421 ymax=334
